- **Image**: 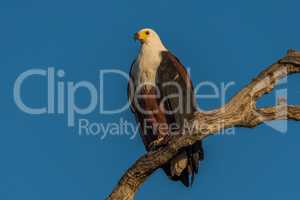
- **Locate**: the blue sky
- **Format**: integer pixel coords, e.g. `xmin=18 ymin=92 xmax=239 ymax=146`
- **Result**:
xmin=1 ymin=0 xmax=300 ymax=199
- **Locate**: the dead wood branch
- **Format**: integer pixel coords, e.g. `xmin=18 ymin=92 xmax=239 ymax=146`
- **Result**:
xmin=106 ymin=49 xmax=300 ymax=200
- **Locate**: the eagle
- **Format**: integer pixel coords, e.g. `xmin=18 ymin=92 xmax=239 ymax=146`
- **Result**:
xmin=128 ymin=28 xmax=204 ymax=187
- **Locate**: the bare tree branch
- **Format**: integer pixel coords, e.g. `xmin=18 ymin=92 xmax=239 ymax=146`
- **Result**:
xmin=106 ymin=49 xmax=300 ymax=200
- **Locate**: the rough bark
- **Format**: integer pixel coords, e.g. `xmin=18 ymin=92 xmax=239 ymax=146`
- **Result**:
xmin=106 ymin=49 xmax=300 ymax=200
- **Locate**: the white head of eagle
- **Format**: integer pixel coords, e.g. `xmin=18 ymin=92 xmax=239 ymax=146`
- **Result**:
xmin=134 ymin=28 xmax=166 ymax=50
xmin=129 ymin=28 xmax=204 ymax=187
xmin=132 ymin=28 xmax=167 ymax=85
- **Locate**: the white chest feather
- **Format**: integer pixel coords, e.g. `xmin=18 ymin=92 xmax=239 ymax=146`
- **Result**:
xmin=131 ymin=44 xmax=166 ymax=88
xmin=138 ymin=50 xmax=161 ymax=83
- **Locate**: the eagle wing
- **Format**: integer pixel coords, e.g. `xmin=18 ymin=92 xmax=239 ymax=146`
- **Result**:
xmin=156 ymin=51 xmax=204 ymax=187
xmin=156 ymin=51 xmax=197 ymax=128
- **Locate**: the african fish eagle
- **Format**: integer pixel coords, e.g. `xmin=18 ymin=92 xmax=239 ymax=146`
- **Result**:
xmin=128 ymin=28 xmax=204 ymax=187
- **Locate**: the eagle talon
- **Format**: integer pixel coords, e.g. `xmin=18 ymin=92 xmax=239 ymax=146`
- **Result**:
xmin=148 ymin=137 xmax=170 ymax=151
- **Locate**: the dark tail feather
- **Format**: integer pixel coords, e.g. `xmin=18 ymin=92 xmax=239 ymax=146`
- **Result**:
xmin=163 ymin=140 xmax=204 ymax=187
xmin=188 ymin=140 xmax=204 ymax=186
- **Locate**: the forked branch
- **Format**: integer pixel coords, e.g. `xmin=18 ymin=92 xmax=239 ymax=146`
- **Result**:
xmin=106 ymin=49 xmax=300 ymax=200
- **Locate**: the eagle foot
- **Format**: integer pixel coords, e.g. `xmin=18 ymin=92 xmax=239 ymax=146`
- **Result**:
xmin=148 ymin=136 xmax=170 ymax=151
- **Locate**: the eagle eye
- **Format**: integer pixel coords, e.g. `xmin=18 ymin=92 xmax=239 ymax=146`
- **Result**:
xmin=145 ymin=31 xmax=150 ymax=35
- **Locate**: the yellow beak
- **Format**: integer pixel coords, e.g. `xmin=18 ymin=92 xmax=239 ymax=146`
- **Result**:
xmin=134 ymin=32 xmax=146 ymax=43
